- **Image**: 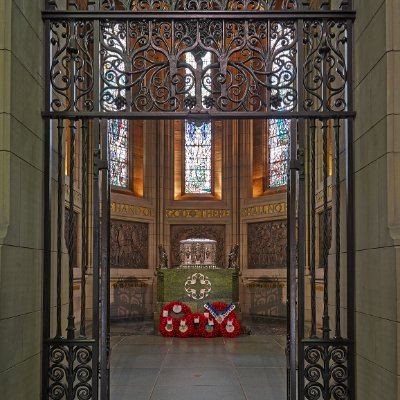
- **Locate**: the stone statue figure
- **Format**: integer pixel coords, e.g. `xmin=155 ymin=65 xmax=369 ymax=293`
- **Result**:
xmin=228 ymin=244 xmax=239 ymax=269
xmin=158 ymin=245 xmax=168 ymax=269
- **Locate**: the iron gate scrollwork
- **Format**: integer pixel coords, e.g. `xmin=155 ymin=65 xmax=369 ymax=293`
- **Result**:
xmin=42 ymin=1 xmax=355 ymax=399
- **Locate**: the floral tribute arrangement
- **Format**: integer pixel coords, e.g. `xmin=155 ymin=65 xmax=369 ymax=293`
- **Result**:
xmin=159 ymin=301 xmax=240 ymax=338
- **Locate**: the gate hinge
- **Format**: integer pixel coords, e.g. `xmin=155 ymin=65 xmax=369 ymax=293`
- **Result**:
xmin=94 ymin=150 xmax=108 ymax=173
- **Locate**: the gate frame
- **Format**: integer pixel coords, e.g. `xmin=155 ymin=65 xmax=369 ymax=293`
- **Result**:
xmin=42 ymin=1 xmax=356 ymax=399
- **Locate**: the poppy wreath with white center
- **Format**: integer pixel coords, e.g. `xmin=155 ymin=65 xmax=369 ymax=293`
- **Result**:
xmin=159 ymin=317 xmax=177 ymax=337
xmin=220 ymin=317 xmax=241 ymax=338
xmin=201 ymin=317 xmax=220 ymax=338
xmin=159 ymin=302 xmax=192 ymax=337
xmin=175 ymin=315 xmax=194 ymax=338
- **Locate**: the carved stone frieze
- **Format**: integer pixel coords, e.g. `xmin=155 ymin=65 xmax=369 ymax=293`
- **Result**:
xmin=170 ymin=224 xmax=225 ymax=267
xmin=111 ymin=202 xmax=152 ymax=218
xmin=110 ymin=219 xmax=149 ymax=269
xmin=241 ymin=202 xmax=287 ymax=218
xmin=248 ymin=220 xmax=287 ymax=269
xmin=166 ymin=209 xmax=230 ymax=219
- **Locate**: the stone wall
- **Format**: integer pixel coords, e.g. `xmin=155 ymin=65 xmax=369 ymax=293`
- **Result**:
xmin=354 ymin=0 xmax=400 ymax=398
xmin=0 ymin=1 xmax=43 ymax=399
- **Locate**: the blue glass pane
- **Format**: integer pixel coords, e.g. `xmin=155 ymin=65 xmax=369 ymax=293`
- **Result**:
xmin=268 ymin=119 xmax=290 ymax=188
xmin=108 ymin=119 xmax=129 ymax=188
xmin=184 ymin=121 xmax=212 ymax=194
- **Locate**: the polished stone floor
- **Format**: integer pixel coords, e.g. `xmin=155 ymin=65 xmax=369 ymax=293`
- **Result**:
xmin=110 ymin=334 xmax=286 ymax=400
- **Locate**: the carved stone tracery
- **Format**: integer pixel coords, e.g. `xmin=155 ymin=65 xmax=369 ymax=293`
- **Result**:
xmin=110 ymin=219 xmax=149 ymax=268
xmin=248 ymin=220 xmax=287 ymax=268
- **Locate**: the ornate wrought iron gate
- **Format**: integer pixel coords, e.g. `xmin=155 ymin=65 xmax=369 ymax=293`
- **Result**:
xmin=42 ymin=1 xmax=355 ymax=399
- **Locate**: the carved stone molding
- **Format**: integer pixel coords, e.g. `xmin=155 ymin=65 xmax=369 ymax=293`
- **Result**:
xmin=111 ymin=202 xmax=152 ymax=218
xmin=248 ymin=220 xmax=287 ymax=269
xmin=170 ymin=224 xmax=225 ymax=267
xmin=166 ymin=209 xmax=230 ymax=219
xmin=110 ymin=219 xmax=149 ymax=268
xmin=241 ymin=202 xmax=287 ymax=218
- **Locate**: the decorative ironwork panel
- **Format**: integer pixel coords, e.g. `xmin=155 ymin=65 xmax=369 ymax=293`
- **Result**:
xmin=46 ymin=0 xmax=352 ymax=11
xmin=110 ymin=219 xmax=149 ymax=268
xmin=303 ymin=20 xmax=348 ymax=112
xmin=47 ymin=341 xmax=94 ymax=400
xmin=303 ymin=341 xmax=350 ymax=400
xmin=99 ymin=19 xmax=297 ymax=113
xmin=170 ymin=224 xmax=225 ymax=267
xmin=247 ymin=219 xmax=287 ymax=268
xmin=49 ymin=20 xmax=94 ymax=112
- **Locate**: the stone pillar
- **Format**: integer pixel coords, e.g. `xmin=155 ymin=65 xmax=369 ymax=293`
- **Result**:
xmin=0 ymin=1 xmax=43 ymax=399
xmin=354 ymin=1 xmax=400 ymax=398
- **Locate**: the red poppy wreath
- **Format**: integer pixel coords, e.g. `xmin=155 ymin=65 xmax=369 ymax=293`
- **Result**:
xmin=191 ymin=312 xmax=207 ymax=337
xmin=220 ymin=317 xmax=241 ymax=338
xmin=159 ymin=301 xmax=192 ymax=337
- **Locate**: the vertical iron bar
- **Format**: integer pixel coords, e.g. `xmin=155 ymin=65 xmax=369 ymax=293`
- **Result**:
xmin=67 ymin=119 xmax=76 ymax=339
xmin=100 ymin=124 xmax=110 ymax=400
xmin=321 ymin=119 xmax=330 ymax=340
xmin=297 ymin=118 xmax=306 ymax=400
xmin=92 ymin=119 xmax=101 ymax=400
xmin=334 ymin=118 xmax=341 ymax=338
xmin=346 ymin=14 xmax=356 ymax=400
xmin=56 ymin=117 xmax=64 ymax=339
xmin=288 ymin=120 xmax=298 ymax=400
xmin=346 ymin=117 xmax=355 ymax=400
xmin=80 ymin=118 xmax=88 ymax=337
xmin=91 ymin=2 xmax=101 ymax=396
xmin=310 ymin=119 xmax=317 ymax=338
xmin=42 ymin=0 xmax=54 ymax=396
xmin=42 ymin=116 xmax=52 ymax=400
xmin=296 ymin=15 xmax=306 ymax=399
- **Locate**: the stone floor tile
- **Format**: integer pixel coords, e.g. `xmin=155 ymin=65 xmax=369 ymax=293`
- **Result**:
xmin=112 ymin=344 xmax=170 ymax=354
xmin=236 ymin=367 xmax=286 ymax=400
xmin=110 ymin=368 xmax=160 ymax=386
xmin=156 ymin=367 xmax=239 ymax=386
xmin=162 ymin=353 xmax=232 ymax=369
xmin=111 ymin=353 xmax=166 ymax=369
xmin=110 ymin=385 xmax=154 ymax=400
xmin=150 ymin=385 xmax=247 ymax=400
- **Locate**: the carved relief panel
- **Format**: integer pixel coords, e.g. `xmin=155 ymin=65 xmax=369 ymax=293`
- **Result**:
xmin=248 ymin=220 xmax=287 ymax=269
xmin=110 ymin=220 xmax=149 ymax=268
xmin=170 ymin=224 xmax=225 ymax=267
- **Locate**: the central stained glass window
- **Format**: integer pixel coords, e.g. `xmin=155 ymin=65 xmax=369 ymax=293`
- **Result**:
xmin=267 ymin=119 xmax=290 ymax=188
xmin=108 ymin=119 xmax=129 ymax=188
xmin=184 ymin=51 xmax=213 ymax=194
xmin=184 ymin=121 xmax=212 ymax=194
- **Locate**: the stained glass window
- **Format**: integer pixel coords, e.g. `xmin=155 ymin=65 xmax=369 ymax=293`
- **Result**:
xmin=184 ymin=121 xmax=212 ymax=194
xmin=108 ymin=119 xmax=129 ymax=188
xmin=184 ymin=52 xmax=213 ymax=194
xmin=265 ymin=22 xmax=292 ymax=190
xmin=266 ymin=119 xmax=290 ymax=188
